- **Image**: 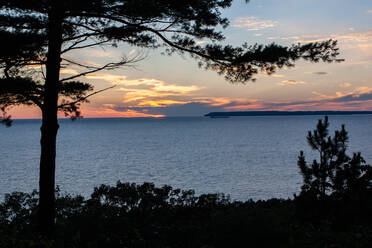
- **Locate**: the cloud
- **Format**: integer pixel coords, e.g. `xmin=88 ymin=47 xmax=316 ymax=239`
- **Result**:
xmin=137 ymin=100 xmax=190 ymax=107
xmin=319 ymin=87 xmax=372 ymax=104
xmin=268 ymin=36 xmax=280 ymax=40
xmin=207 ymin=98 xmax=232 ymax=106
xmin=368 ymin=10 xmax=372 ymax=14
xmin=233 ymin=16 xmax=278 ymax=31
xmin=216 ymin=87 xmax=372 ymax=112
xmin=109 ymin=102 xmax=226 ymax=117
xmin=280 ymin=36 xmax=300 ymax=40
xmin=81 ymin=61 xmax=101 ymax=67
xmin=102 ymin=103 xmax=117 ymax=108
xmin=271 ymin=74 xmax=285 ymax=78
xmin=82 ymin=71 xmax=372 ymax=117
xmin=312 ymin=72 xmax=329 ymax=75
xmin=87 ymin=74 xmax=200 ymax=94
xmin=278 ymin=80 xmax=306 ymax=86
xmin=86 ymin=73 xmax=206 ymax=110
xmin=97 ymin=97 xmax=260 ymax=117
xmin=354 ymin=86 xmax=372 ymax=94
xmin=84 ymin=107 xmax=165 ymax=118
xmin=85 ymin=73 xmax=202 ymax=105
xmin=310 ymin=87 xmax=372 ymax=104
xmin=91 ymin=85 xmax=372 ymax=117
xmin=339 ymin=83 xmax=352 ymax=88
xmin=294 ymin=31 xmax=372 ymax=56
xmin=60 ymin=68 xmax=79 ymax=75
xmin=252 ymin=87 xmax=372 ymax=111
xmin=85 ymin=74 xmax=127 ymax=83
xmin=287 ymin=31 xmax=372 ymax=59
xmin=117 ymin=82 xmax=201 ymax=105
xmin=337 ymin=31 xmax=372 ymax=43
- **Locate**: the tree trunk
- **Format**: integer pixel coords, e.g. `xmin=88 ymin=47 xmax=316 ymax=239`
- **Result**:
xmin=39 ymin=113 xmax=59 ymax=237
xmin=38 ymin=6 xmax=63 ymax=238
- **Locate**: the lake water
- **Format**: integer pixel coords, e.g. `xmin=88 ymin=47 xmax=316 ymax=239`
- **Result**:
xmin=1 ymin=115 xmax=372 ymax=201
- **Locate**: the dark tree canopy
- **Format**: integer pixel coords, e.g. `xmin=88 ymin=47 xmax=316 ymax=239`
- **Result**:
xmin=298 ymin=117 xmax=372 ymax=200
xmin=0 ymin=0 xmax=341 ymax=124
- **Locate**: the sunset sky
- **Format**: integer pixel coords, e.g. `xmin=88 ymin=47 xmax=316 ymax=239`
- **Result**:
xmin=11 ymin=0 xmax=372 ymax=118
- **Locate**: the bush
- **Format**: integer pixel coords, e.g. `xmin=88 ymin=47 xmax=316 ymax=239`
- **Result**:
xmin=1 ymin=180 xmax=372 ymax=247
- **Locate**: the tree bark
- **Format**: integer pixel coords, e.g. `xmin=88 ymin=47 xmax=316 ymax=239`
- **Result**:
xmin=38 ymin=6 xmax=63 ymax=238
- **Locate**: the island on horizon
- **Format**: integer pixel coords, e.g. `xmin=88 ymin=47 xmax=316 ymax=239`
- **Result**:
xmin=205 ymin=111 xmax=372 ymax=118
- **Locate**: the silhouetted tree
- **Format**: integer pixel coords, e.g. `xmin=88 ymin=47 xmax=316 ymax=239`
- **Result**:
xmin=298 ymin=116 xmax=372 ymax=200
xmin=0 ymin=0 xmax=341 ymax=237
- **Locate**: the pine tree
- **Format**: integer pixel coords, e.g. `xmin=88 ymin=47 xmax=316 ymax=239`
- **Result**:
xmin=298 ymin=116 xmax=372 ymax=200
xmin=0 ymin=0 xmax=341 ymax=236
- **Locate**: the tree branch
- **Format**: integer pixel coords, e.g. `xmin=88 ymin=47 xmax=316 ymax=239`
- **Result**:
xmin=61 ymin=38 xmax=111 ymax=54
xmin=62 ymin=32 xmax=103 ymax=42
xmin=72 ymin=13 xmax=228 ymax=63
xmin=57 ymin=85 xmax=115 ymax=109
xmin=59 ymin=55 xmax=145 ymax=82
xmin=26 ymin=94 xmax=42 ymax=108
xmin=62 ymin=58 xmax=100 ymax=70
xmin=59 ymin=62 xmax=123 ymax=82
xmin=61 ymin=36 xmax=89 ymax=54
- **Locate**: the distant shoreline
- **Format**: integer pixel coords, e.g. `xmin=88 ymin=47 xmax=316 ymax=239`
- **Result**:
xmin=205 ymin=111 xmax=372 ymax=117
xmin=7 ymin=111 xmax=372 ymax=120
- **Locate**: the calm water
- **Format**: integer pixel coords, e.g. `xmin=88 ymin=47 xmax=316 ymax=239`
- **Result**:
xmin=1 ymin=115 xmax=372 ymax=201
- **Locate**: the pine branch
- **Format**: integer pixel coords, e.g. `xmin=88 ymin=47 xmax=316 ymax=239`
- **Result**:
xmin=62 ymin=58 xmax=100 ymax=70
xmin=61 ymin=38 xmax=110 ymax=54
xmin=59 ymin=54 xmax=145 ymax=82
xmin=59 ymin=61 xmax=129 ymax=82
xmin=57 ymin=85 xmax=115 ymax=109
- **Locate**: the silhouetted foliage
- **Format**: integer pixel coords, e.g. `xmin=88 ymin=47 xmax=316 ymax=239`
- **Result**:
xmin=1 ymin=181 xmax=372 ymax=248
xmin=296 ymin=117 xmax=372 ymax=231
xmin=298 ymin=116 xmax=372 ymax=199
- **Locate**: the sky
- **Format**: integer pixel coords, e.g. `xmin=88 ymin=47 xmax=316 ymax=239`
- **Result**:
xmin=10 ymin=0 xmax=372 ymax=118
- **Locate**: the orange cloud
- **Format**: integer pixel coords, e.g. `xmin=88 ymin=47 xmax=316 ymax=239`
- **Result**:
xmin=312 ymin=86 xmax=372 ymax=100
xmin=208 ymin=98 xmax=232 ymax=106
xmin=354 ymin=86 xmax=372 ymax=95
xmin=85 ymin=73 xmax=202 ymax=108
xmin=83 ymin=107 xmax=165 ymax=118
xmin=271 ymin=74 xmax=285 ymax=78
xmin=60 ymin=68 xmax=79 ymax=75
xmin=102 ymin=103 xmax=117 ymax=108
xmin=137 ymin=100 xmax=190 ymax=107
xmin=86 ymin=74 xmax=201 ymax=92
xmin=339 ymin=83 xmax=352 ymax=88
